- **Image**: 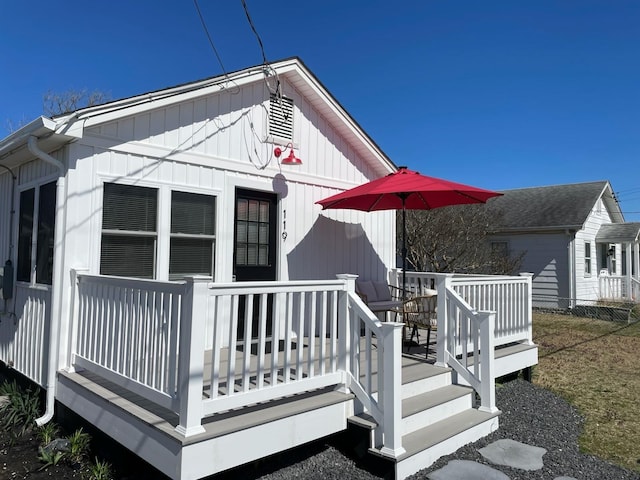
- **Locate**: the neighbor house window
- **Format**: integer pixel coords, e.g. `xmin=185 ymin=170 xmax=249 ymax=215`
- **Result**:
xmin=100 ymin=183 xmax=157 ymax=279
xmin=169 ymin=191 xmax=216 ymax=280
xmin=16 ymin=181 xmax=57 ymax=285
xmin=584 ymin=242 xmax=592 ymax=276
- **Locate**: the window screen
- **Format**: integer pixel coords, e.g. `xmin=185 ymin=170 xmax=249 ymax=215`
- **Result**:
xmin=17 ymin=189 xmax=35 ymax=282
xmin=36 ymin=182 xmax=56 ymax=284
xmin=16 ymin=182 xmax=57 ymax=285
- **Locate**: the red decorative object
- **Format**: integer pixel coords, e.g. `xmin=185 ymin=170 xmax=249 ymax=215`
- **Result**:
xmin=277 ymin=144 xmax=302 ymax=166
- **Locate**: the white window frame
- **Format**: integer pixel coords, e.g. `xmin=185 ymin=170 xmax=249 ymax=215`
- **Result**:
xmin=584 ymin=242 xmax=592 ymax=277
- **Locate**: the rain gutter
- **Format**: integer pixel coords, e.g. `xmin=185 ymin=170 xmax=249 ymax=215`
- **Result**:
xmin=27 ymin=136 xmax=66 ymax=427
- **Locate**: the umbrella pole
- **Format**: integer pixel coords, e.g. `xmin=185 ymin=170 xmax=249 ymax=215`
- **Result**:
xmin=402 ymin=199 xmax=407 ymax=300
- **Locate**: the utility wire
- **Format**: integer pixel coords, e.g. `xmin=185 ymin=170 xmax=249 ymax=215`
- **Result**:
xmin=193 ymin=0 xmax=229 ymax=78
xmin=240 ymin=0 xmax=268 ymax=65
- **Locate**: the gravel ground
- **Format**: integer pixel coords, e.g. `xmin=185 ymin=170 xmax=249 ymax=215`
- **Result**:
xmin=219 ymin=379 xmax=640 ymax=480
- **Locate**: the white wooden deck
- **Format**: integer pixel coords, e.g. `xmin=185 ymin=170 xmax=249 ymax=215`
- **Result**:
xmin=40 ymin=271 xmax=541 ymax=479
xmin=56 ymin=327 xmax=536 ymax=480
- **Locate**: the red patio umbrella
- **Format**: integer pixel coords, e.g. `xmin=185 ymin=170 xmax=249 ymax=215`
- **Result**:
xmin=316 ymin=166 xmax=502 ymax=297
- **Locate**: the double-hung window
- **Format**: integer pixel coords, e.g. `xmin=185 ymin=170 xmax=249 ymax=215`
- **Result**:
xmin=16 ymin=181 xmax=57 ymax=285
xmin=100 ymin=183 xmax=157 ymax=279
xmin=169 ymin=191 xmax=216 ymax=280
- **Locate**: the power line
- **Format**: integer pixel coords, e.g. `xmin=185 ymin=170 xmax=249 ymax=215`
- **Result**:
xmin=240 ymin=0 xmax=268 ymax=65
xmin=193 ymin=0 xmax=229 ymax=77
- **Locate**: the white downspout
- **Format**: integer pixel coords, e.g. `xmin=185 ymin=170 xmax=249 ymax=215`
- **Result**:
xmin=27 ymin=136 xmax=66 ymax=426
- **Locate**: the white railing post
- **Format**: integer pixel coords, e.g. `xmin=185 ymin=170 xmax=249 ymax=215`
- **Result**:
xmin=336 ymin=274 xmax=357 ymax=392
xmin=435 ymin=274 xmax=454 ymax=367
xmin=175 ymin=276 xmax=210 ymax=437
xmin=66 ymin=268 xmax=88 ymax=373
xmin=379 ymin=322 xmax=406 ymax=457
xmin=519 ymin=272 xmax=534 ymax=344
xmin=478 ymin=311 xmax=498 ymax=414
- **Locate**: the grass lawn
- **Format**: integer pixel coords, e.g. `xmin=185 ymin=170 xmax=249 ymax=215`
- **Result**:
xmin=532 ymin=312 xmax=640 ymax=472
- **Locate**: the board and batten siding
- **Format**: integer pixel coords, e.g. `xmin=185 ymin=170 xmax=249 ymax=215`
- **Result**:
xmin=86 ymin=76 xmax=380 ymax=186
xmin=77 ymin=73 xmax=392 ymax=281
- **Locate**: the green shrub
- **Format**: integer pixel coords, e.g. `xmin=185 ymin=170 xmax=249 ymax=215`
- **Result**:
xmin=0 ymin=380 xmax=42 ymax=436
xmin=66 ymin=428 xmax=91 ymax=464
xmin=86 ymin=457 xmax=114 ymax=480
xmin=37 ymin=449 xmax=65 ymax=471
xmin=37 ymin=421 xmax=61 ymax=446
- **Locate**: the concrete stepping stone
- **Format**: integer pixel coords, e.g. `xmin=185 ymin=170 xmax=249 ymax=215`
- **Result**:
xmin=479 ymin=439 xmax=546 ymax=471
xmin=428 ymin=460 xmax=510 ymax=480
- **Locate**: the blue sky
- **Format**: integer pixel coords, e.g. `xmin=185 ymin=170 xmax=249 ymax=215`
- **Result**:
xmin=2 ymin=1 xmax=639 ymax=220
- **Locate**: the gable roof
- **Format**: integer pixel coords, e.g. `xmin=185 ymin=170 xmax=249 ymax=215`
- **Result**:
xmin=488 ymin=180 xmax=624 ymax=232
xmin=0 ymin=57 xmax=395 ymax=176
xmin=596 ymin=223 xmax=640 ymax=243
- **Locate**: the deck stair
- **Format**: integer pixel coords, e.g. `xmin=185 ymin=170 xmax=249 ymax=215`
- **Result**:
xmin=348 ymin=358 xmax=500 ymax=480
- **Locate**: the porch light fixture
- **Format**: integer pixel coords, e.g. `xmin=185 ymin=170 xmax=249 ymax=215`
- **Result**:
xmin=274 ymin=144 xmax=302 ymax=166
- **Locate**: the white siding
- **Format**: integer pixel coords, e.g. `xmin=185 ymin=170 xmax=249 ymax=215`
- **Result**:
xmin=574 ymin=199 xmax=616 ymax=303
xmin=86 ymin=77 xmax=377 ymax=188
xmin=77 ymin=75 xmax=394 ymax=285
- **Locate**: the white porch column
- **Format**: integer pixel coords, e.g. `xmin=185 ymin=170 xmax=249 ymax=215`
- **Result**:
xmin=175 ymin=276 xmax=210 ymax=437
xmin=435 ymin=274 xmax=454 ymax=367
xmin=626 ymin=241 xmax=633 ymax=299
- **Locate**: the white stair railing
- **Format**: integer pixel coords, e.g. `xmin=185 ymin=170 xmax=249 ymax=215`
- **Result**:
xmin=341 ymin=274 xmax=405 ymax=458
xmin=436 ymin=275 xmax=498 ymax=414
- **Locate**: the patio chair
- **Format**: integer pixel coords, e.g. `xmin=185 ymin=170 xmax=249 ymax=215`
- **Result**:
xmin=355 ymin=279 xmax=403 ymax=320
xmin=401 ymin=291 xmax=437 ymax=358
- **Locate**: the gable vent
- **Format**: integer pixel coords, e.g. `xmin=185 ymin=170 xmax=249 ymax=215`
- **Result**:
xmin=269 ymin=94 xmax=294 ymax=142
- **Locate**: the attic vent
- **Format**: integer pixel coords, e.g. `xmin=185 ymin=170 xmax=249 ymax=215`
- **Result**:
xmin=269 ymin=94 xmax=294 ymax=141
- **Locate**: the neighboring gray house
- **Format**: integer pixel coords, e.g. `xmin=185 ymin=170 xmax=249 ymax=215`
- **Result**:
xmin=487 ymin=181 xmax=640 ymax=309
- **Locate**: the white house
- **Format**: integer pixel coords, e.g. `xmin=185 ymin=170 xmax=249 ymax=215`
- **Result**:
xmin=487 ymin=181 xmax=640 ymax=309
xmin=0 ymin=58 xmax=536 ymax=479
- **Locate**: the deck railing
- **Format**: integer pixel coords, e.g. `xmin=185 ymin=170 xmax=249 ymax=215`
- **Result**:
xmin=436 ymin=280 xmax=497 ymax=413
xmin=70 ymin=271 xmax=184 ymax=412
xmin=396 ymin=270 xmax=533 ymax=347
xmin=69 ymin=271 xmax=404 ymax=453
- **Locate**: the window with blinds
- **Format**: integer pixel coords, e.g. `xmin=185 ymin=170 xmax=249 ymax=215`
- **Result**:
xmin=235 ymin=198 xmax=270 ymax=266
xmin=169 ymin=191 xmax=216 ymax=280
xmin=100 ymin=183 xmax=157 ymax=279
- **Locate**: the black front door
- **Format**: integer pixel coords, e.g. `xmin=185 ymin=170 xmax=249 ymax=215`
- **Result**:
xmin=234 ymin=189 xmax=278 ymax=341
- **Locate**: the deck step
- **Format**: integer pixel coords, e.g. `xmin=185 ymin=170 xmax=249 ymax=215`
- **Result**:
xmin=402 ymin=384 xmax=473 ymax=434
xmin=371 ymin=408 xmax=500 ymax=479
